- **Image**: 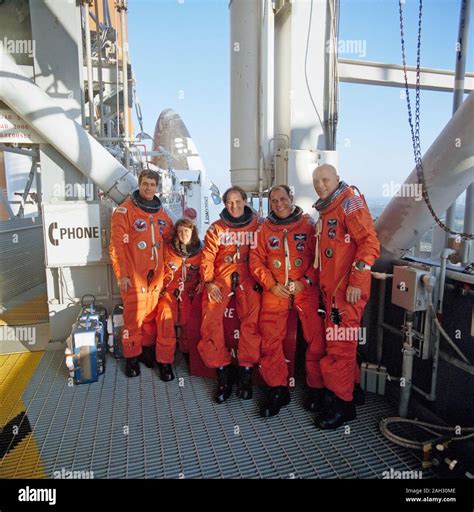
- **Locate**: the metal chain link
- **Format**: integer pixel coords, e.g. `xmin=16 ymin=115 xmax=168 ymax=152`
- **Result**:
xmin=399 ymin=0 xmax=474 ymax=240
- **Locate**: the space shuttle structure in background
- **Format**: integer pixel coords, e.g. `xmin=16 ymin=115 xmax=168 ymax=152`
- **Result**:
xmin=151 ymin=108 xmax=222 ymax=236
xmin=1 ymin=0 xmax=474 ymax=482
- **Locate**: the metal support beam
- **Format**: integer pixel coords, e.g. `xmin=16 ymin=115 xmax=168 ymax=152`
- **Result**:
xmin=16 ymin=159 xmax=37 ymax=218
xmin=0 ymin=145 xmax=39 ymax=158
xmin=460 ymin=0 xmax=474 ymax=262
xmin=18 ymin=64 xmax=122 ymax=85
xmin=338 ymin=58 xmax=474 ymax=93
xmin=116 ymin=0 xmax=130 ymax=170
xmin=0 ymin=186 xmax=14 ymax=220
xmin=94 ymin=0 xmax=106 ymax=138
xmin=82 ymin=0 xmax=96 ymax=137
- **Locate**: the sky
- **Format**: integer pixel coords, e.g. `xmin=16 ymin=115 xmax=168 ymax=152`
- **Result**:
xmin=128 ymin=0 xmax=474 ymax=200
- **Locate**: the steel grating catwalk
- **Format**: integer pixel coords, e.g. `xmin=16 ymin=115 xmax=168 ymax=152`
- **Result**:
xmin=2 ymin=348 xmax=438 ymax=479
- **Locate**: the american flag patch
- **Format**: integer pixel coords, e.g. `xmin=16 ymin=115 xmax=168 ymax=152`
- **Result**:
xmin=342 ymin=196 xmax=365 ymax=215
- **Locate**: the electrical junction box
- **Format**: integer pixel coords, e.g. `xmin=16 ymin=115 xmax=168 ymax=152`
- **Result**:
xmin=392 ymin=265 xmax=430 ymax=312
xmin=360 ymin=363 xmax=387 ymax=395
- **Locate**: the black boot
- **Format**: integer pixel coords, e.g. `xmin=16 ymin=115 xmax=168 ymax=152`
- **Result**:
xmin=125 ymin=357 xmax=140 ymax=378
xmin=215 ymin=366 xmax=233 ymax=404
xmin=304 ymin=387 xmax=334 ymax=413
xmin=314 ymin=396 xmax=356 ymax=430
xmin=353 ymin=384 xmax=365 ymax=406
xmin=157 ymin=363 xmax=175 ymax=382
xmin=260 ymin=386 xmax=291 ymax=417
xmin=139 ymin=346 xmax=156 ymax=369
xmin=236 ymin=366 xmax=253 ymax=400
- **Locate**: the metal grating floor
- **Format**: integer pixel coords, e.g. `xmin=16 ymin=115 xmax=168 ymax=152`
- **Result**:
xmin=2 ymin=348 xmax=438 ymax=479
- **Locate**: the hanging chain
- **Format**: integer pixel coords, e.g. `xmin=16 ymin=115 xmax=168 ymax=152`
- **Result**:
xmin=399 ymin=0 xmax=474 ymax=240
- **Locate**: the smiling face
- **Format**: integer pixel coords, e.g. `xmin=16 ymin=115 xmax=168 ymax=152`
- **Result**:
xmin=138 ymin=176 xmax=158 ymax=201
xmin=177 ymin=225 xmax=193 ymax=245
xmin=313 ymin=165 xmax=340 ymax=200
xmin=225 ymin=191 xmax=246 ymax=218
xmin=269 ymin=187 xmax=293 ymax=219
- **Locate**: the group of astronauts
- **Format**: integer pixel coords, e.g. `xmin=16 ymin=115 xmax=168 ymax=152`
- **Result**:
xmin=109 ymin=164 xmax=380 ymax=430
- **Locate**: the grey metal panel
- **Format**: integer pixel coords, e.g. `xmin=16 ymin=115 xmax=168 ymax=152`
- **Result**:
xmin=29 ymin=0 xmax=84 ymax=123
xmin=0 ymin=0 xmax=34 ymax=67
xmin=0 ymin=217 xmax=45 ymax=304
xmin=29 ymin=0 xmax=86 ymax=204
xmin=58 ymin=265 xmax=111 ymax=301
xmin=46 ymin=263 xmax=118 ymax=342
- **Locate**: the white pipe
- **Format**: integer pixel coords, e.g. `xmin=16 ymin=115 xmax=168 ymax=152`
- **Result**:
xmin=0 ymin=51 xmax=137 ymax=204
xmin=114 ymin=8 xmax=120 ymax=148
xmin=94 ymin=0 xmax=105 ymax=138
xmin=258 ymin=0 xmax=264 ymax=209
xmin=375 ymin=91 xmax=474 ymax=270
xmin=438 ymin=248 xmax=456 ymax=314
xmin=445 ymin=268 xmax=474 ymax=285
xmin=229 ymin=0 xmax=260 ymax=192
xmin=399 ymin=314 xmax=415 ymax=418
xmin=83 ymin=1 xmax=95 ymax=137
xmin=418 ymin=274 xmax=439 ymax=402
xmin=324 ymin=0 xmax=339 ymax=150
xmin=119 ymin=1 xmax=130 ymax=170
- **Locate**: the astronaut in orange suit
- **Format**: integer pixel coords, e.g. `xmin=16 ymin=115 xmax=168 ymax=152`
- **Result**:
xmin=110 ymin=170 xmax=173 ymax=378
xmin=198 ymin=186 xmax=262 ymax=403
xmin=311 ymin=164 xmax=380 ymax=429
xmin=155 ymin=218 xmax=202 ymax=378
xmin=249 ymin=185 xmax=325 ymax=418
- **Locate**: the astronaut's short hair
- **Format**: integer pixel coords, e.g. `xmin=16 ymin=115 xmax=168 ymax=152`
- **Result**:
xmin=222 ymin=186 xmax=248 ymax=204
xmin=138 ymin=169 xmax=159 ymax=185
xmin=269 ymin=184 xmax=292 ymax=201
